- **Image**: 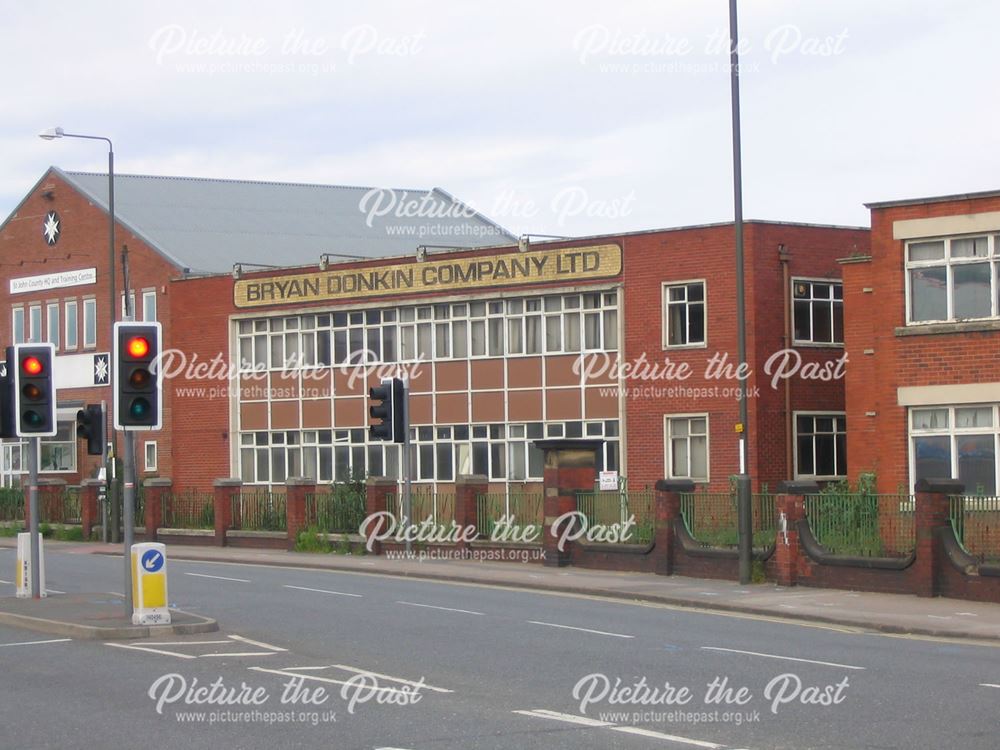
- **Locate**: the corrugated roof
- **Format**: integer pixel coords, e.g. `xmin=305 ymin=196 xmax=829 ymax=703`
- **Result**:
xmin=57 ymin=168 xmax=513 ymax=274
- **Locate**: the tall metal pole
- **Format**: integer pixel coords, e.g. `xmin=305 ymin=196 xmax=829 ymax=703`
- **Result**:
xmin=28 ymin=438 xmax=40 ymax=598
xmin=402 ymin=379 xmax=412 ymax=555
xmin=729 ymin=0 xmax=752 ymax=585
xmin=107 ymin=145 xmax=120 ymax=546
xmin=121 ymin=248 xmax=135 ymax=616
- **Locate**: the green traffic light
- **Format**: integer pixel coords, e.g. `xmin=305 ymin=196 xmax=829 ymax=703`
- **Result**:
xmin=129 ymin=398 xmax=151 ymax=420
xmin=23 ymin=410 xmax=43 ymax=427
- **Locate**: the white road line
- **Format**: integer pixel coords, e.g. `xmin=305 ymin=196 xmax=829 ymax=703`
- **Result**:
xmin=328 ymin=664 xmax=453 ymax=693
xmin=248 ymin=667 xmax=412 ymax=695
xmin=0 ymin=579 xmax=13 ymax=584
xmin=45 ymin=588 xmax=65 ymax=594
xmin=105 ymin=642 xmax=196 ymax=660
xmin=0 ymin=638 xmax=72 ymax=648
xmin=611 ymin=725 xmax=724 ymax=748
xmin=200 ymin=652 xmax=276 ymax=658
xmin=701 ymin=646 xmax=865 ymax=671
xmin=528 ymin=621 xmax=634 ymax=639
xmin=512 ymin=709 xmax=613 ymax=727
xmin=395 ymin=601 xmax=484 ymax=616
xmin=184 ymin=572 xmax=251 ymax=583
xmin=283 ymin=584 xmax=362 ymax=598
xmin=927 ymin=615 xmax=951 ymax=620
xmin=229 ymin=634 xmax=288 ymax=652
xmin=144 ymin=640 xmax=232 ymax=646
xmin=980 ymin=683 xmax=1000 ymax=689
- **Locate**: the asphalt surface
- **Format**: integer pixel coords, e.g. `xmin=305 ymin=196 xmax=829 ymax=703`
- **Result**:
xmin=1 ymin=545 xmax=998 ymax=749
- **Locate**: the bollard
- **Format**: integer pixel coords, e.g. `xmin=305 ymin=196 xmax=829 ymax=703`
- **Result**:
xmin=131 ymin=542 xmax=171 ymax=625
xmin=15 ymin=532 xmax=46 ymax=599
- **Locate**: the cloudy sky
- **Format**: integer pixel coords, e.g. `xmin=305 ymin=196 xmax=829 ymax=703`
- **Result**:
xmin=3 ymin=0 xmax=998 ymax=238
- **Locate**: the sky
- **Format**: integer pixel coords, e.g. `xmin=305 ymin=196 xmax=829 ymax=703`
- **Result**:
xmin=2 ymin=0 xmax=998 ymax=239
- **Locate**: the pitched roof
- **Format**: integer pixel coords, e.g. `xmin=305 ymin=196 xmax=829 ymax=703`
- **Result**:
xmin=53 ymin=167 xmax=512 ymax=274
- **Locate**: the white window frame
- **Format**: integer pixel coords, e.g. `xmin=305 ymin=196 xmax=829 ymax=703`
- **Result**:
xmin=38 ymin=421 xmax=77 ymax=474
xmin=46 ymin=302 xmax=59 ymax=350
xmin=904 ymin=233 xmax=999 ymax=325
xmin=664 ymin=413 xmax=710 ymax=482
xmin=28 ymin=304 xmax=41 ymax=343
xmin=64 ymin=299 xmax=78 ymax=350
xmin=83 ymin=298 xmax=97 ymax=348
xmin=908 ymin=404 xmax=999 ymax=494
xmin=142 ymin=289 xmax=157 ymax=322
xmin=793 ymin=411 xmax=848 ymax=480
xmin=791 ymin=277 xmax=844 ymax=346
xmin=662 ymin=279 xmax=707 ymax=349
xmin=144 ymin=441 xmax=158 ymax=472
xmin=11 ymin=307 xmax=24 ymax=345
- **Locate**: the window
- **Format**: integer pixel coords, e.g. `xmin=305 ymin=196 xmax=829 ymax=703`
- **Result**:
xmin=910 ymin=405 xmax=998 ymax=494
xmin=793 ymin=280 xmax=843 ymax=345
xmin=12 ymin=308 xmax=24 ymax=345
xmin=121 ymin=291 xmax=136 ymax=318
xmin=663 ymin=281 xmax=706 ymax=348
xmin=144 ymin=442 xmax=157 ymax=472
xmin=906 ymin=234 xmax=999 ymax=324
xmin=39 ymin=422 xmax=76 ymax=472
xmin=83 ymin=298 xmax=97 ymax=348
xmin=64 ymin=300 xmax=78 ymax=349
xmin=28 ymin=305 xmax=41 ymax=343
xmin=46 ymin=303 xmax=59 ymax=349
xmin=142 ymin=290 xmax=157 ymax=322
xmin=665 ymin=414 xmax=709 ymax=481
xmin=795 ymin=413 xmax=847 ymax=479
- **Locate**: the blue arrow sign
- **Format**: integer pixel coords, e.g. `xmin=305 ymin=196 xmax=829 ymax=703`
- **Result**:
xmin=141 ymin=549 xmax=164 ymax=573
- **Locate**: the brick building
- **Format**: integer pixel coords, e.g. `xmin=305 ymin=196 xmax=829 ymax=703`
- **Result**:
xmin=842 ymin=190 xmax=1000 ymax=495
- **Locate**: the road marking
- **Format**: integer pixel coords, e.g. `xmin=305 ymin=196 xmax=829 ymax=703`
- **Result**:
xmin=0 ymin=579 xmax=13 ymax=584
xmin=700 ymin=646 xmax=865 ymax=671
xmin=105 ymin=642 xmax=196 ymax=659
xmin=144 ymin=640 xmax=232 ymax=646
xmin=512 ymin=709 xmax=613 ymax=727
xmin=283 ymin=584 xmax=362 ymax=598
xmin=395 ymin=601 xmax=484 ymax=616
xmin=45 ymin=588 xmax=65 ymax=594
xmin=0 ymin=638 xmax=72 ymax=648
xmin=611 ymin=725 xmax=724 ymax=748
xmin=980 ymin=683 xmax=1000 ymax=689
xmin=200 ymin=652 xmax=276 ymax=658
xmin=229 ymin=634 xmax=287 ymax=652
xmin=328 ymin=664 xmax=453 ymax=693
xmin=528 ymin=621 xmax=633 ymax=639
xmin=927 ymin=615 xmax=951 ymax=620
xmin=184 ymin=572 xmax=251 ymax=583
xmin=248 ymin=667 xmax=413 ymax=695
xmin=955 ymin=612 xmax=978 ymax=617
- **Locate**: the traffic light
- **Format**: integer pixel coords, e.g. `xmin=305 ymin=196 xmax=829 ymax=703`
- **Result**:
xmin=76 ymin=404 xmax=104 ymax=455
xmin=368 ymin=377 xmax=405 ymax=443
xmin=10 ymin=344 xmax=56 ymax=437
xmin=114 ymin=322 xmax=162 ymax=430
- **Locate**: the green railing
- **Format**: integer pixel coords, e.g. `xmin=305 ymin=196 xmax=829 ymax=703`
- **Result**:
xmin=680 ymin=491 xmax=776 ymax=549
xmin=387 ymin=492 xmax=456 ymax=530
xmin=163 ymin=490 xmax=215 ymax=529
xmin=475 ymin=493 xmax=544 ymax=539
xmin=950 ymin=495 xmax=1000 ymax=565
xmin=0 ymin=487 xmax=24 ymax=522
xmin=234 ymin=491 xmax=286 ymax=531
xmin=305 ymin=490 xmax=367 ymax=534
xmin=132 ymin=485 xmax=146 ymax=528
xmin=804 ymin=492 xmax=915 ymax=557
xmin=576 ymin=489 xmax=655 ymax=544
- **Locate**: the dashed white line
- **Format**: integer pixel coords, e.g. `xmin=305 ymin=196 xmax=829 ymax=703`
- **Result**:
xmin=528 ymin=621 xmax=634 ymax=639
xmin=283 ymin=584 xmax=362 ymax=598
xmin=328 ymin=664 xmax=453 ymax=693
xmin=200 ymin=652 xmax=276 ymax=658
xmin=45 ymin=588 xmax=65 ymax=594
xmin=611 ymin=725 xmax=724 ymax=748
xmin=105 ymin=642 xmax=196 ymax=659
xmin=395 ymin=601 xmax=484 ymax=616
xmin=184 ymin=572 xmax=251 ymax=583
xmin=980 ymin=683 xmax=1000 ymax=689
xmin=248 ymin=667 xmax=412 ymax=695
xmin=514 ymin=708 xmax=725 ymax=748
xmin=0 ymin=638 xmax=72 ymax=648
xmin=701 ymin=646 xmax=865 ymax=671
xmin=229 ymin=634 xmax=287 ymax=652
xmin=512 ymin=709 xmax=613 ymax=727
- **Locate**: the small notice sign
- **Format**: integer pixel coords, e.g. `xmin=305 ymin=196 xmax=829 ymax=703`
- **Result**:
xmin=599 ymin=470 xmax=619 ymax=491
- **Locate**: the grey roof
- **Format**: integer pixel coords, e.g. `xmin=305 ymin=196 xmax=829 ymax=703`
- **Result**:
xmin=864 ymin=188 xmax=1000 ymax=209
xmin=55 ymin=167 xmax=513 ymax=274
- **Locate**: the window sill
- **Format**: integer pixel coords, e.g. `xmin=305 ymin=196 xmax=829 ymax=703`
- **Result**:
xmin=662 ymin=343 xmax=708 ymax=351
xmin=895 ymin=319 xmax=1000 ymax=337
xmin=792 ymin=341 xmax=845 ymax=349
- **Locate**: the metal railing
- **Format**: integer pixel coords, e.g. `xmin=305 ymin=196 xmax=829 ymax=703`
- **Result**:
xmin=804 ymin=492 xmax=915 ymax=557
xmin=305 ymin=490 xmax=366 ymax=534
xmin=386 ymin=492 xmax=456 ymax=530
xmin=0 ymin=487 xmax=24 ymax=522
xmin=576 ymin=489 xmax=655 ymax=544
xmin=680 ymin=491 xmax=776 ymax=549
xmin=233 ymin=491 xmax=286 ymax=531
xmin=950 ymin=494 xmax=1000 ymax=565
xmin=475 ymin=493 xmax=544 ymax=539
xmin=39 ymin=485 xmax=83 ymax=524
xmin=163 ymin=490 xmax=215 ymax=529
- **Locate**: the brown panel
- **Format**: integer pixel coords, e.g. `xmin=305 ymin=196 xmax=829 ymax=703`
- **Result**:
xmin=472 ymin=391 xmax=505 ymax=422
xmin=270 ymin=371 xmax=301 ymax=400
xmin=333 ymin=367 xmax=366 ymax=396
xmin=240 ymin=375 xmax=268 ymax=401
xmin=435 ymin=361 xmax=468 ymax=391
xmin=302 ymin=369 xmax=332 ymax=399
xmin=546 ymin=388 xmax=582 ymax=420
xmin=508 ymin=390 xmax=543 ymax=422
xmin=271 ymin=400 xmax=300 ymax=429
xmin=302 ymin=400 xmax=333 ymax=428
xmin=508 ymin=357 xmax=542 ymax=389
xmin=578 ymin=352 xmax=617 ymax=384
xmin=470 ymin=359 xmax=504 ymax=390
xmin=408 ymin=362 xmax=433 ymax=393
xmin=409 ymin=394 xmax=433 ymax=424
xmin=545 ymin=355 xmax=582 ymax=387
xmin=436 ymin=392 xmax=470 ymax=423
xmin=240 ymin=402 xmax=268 ymax=431
xmin=585 ymin=386 xmax=619 ymax=419
xmin=334 ymin=397 xmax=365 ymax=427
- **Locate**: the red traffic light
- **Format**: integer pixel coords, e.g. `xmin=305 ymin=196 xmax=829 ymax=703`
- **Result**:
xmin=127 ymin=336 xmax=150 ymax=358
xmin=22 ymin=356 xmax=43 ymax=375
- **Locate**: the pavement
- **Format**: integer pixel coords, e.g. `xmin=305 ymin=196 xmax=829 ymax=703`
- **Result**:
xmin=1 ymin=537 xmax=999 ymax=643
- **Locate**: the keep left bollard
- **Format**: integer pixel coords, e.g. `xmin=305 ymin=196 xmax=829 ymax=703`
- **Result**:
xmin=15 ymin=532 xmax=46 ymax=599
xmin=131 ymin=542 xmax=171 ymax=625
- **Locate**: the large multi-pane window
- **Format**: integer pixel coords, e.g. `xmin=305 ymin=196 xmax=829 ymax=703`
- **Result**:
xmin=794 ymin=412 xmax=847 ymax=479
xmin=906 ymin=234 xmax=1000 ymax=323
xmin=662 ymin=281 xmax=706 ymax=348
xmin=910 ymin=405 xmax=998 ymax=495
xmin=793 ymin=279 xmax=843 ymax=345
xmin=664 ymin=414 xmax=709 ymax=482
xmin=39 ymin=422 xmax=76 ymax=472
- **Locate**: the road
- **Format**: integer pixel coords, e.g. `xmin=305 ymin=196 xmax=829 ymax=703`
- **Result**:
xmin=0 ymin=544 xmax=997 ymax=749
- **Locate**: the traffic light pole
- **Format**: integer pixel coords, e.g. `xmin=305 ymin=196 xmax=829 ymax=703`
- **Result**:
xmin=402 ymin=379 xmax=412 ymax=555
xmin=122 ymin=432 xmax=136 ymax=614
xmin=27 ymin=437 xmax=40 ymax=599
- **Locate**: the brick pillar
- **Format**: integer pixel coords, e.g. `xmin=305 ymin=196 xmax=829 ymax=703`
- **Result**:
xmin=914 ymin=477 xmax=962 ymax=598
xmin=364 ymin=477 xmax=397 ymax=554
xmin=213 ymin=478 xmax=242 ymax=547
xmin=533 ymin=439 xmax=602 ymax=567
xmin=285 ymin=477 xmax=316 ymax=551
xmin=37 ymin=479 xmax=68 ymax=525
xmin=653 ymin=479 xmax=691 ymax=576
xmin=774 ymin=482 xmax=817 ymax=587
xmin=454 ymin=475 xmax=487 ymax=544
xmin=81 ymin=479 xmax=103 ymax=541
xmin=142 ymin=478 xmax=171 ymax=543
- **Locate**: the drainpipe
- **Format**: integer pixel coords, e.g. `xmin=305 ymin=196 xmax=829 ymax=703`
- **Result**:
xmin=779 ymin=245 xmax=793 ymax=480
